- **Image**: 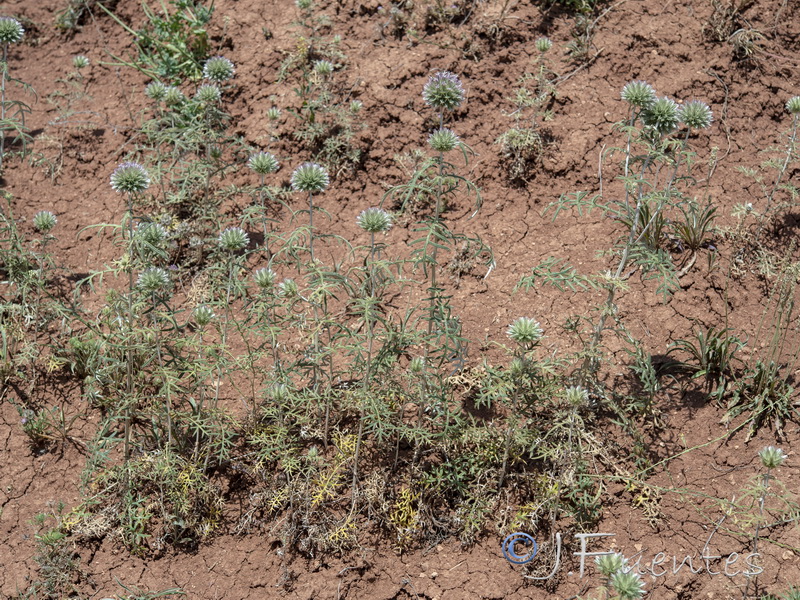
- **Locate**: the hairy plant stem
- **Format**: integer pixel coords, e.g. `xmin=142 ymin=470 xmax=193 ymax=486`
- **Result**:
xmin=151 ymin=291 xmax=173 ymax=449
xmin=124 ymin=193 xmax=135 ymax=463
xmin=0 ymin=44 xmax=8 ymax=177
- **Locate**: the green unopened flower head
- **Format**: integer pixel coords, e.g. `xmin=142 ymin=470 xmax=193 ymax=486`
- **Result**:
xmin=0 ymin=17 xmax=24 ymax=44
xmin=535 ymin=37 xmax=552 ymax=53
xmin=621 ymin=80 xmax=656 ymax=109
xmin=270 ymin=383 xmax=290 ymax=402
xmin=145 ymin=81 xmax=168 ymax=101
xmin=428 ymin=127 xmax=460 ymax=153
xmin=786 ymin=96 xmax=800 ymax=115
xmin=565 ymin=385 xmax=589 ymax=408
xmin=409 ymin=356 xmax=425 ymax=374
xmin=137 ymin=267 xmax=170 ymax=293
xmin=642 ymin=96 xmax=680 ymax=134
xmin=218 ymin=227 xmax=249 ymax=252
xmin=195 ymin=83 xmax=221 ymax=104
xmin=267 ymin=106 xmax=281 ymax=121
xmin=72 ymin=55 xmax=90 ymax=69
xmin=759 ymin=446 xmax=787 ymax=469
xmin=163 ymin=86 xmax=185 ymax=107
xmin=193 ymin=304 xmax=215 ymax=327
xmin=610 ymin=570 xmax=646 ymax=600
xmin=278 ymin=278 xmax=299 ymax=298
xmin=33 ymin=211 xmax=57 ymax=233
xmin=248 ymin=151 xmax=279 ymax=175
xmin=595 ymin=552 xmax=627 ymax=578
xmin=423 ymin=70 xmax=465 ymax=112
xmin=350 ymin=100 xmax=363 ymax=114
xmin=507 ymin=317 xmax=543 ymax=347
xmin=203 ymin=56 xmax=235 ymax=82
xmin=252 ymin=267 xmax=276 ymax=289
xmin=509 ymin=356 xmax=529 ymax=378
xmin=110 ymin=162 xmax=150 ymax=194
xmin=291 ymin=162 xmax=329 ymax=193
xmin=137 ymin=222 xmax=168 ymax=247
xmin=679 ymin=100 xmax=713 ymax=130
xmin=357 ymin=207 xmax=393 ymax=233
xmin=313 ymin=59 xmax=334 ymax=76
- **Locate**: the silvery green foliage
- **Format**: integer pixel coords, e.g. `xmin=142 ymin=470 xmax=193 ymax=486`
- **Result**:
xmin=759 ymin=446 xmax=787 ymax=469
xmin=535 ymin=37 xmax=552 ymax=53
xmin=110 ymin=162 xmax=150 ymax=194
xmin=193 ymin=305 xmax=215 ymax=327
xmin=267 ymin=107 xmax=281 ymax=120
xmin=0 ymin=17 xmax=24 ymax=44
xmin=356 ymin=207 xmax=393 ymax=233
xmin=252 ymin=267 xmax=276 ymax=289
xmin=291 ymin=162 xmax=329 ymax=193
xmin=195 ymin=83 xmax=221 ymax=104
xmin=565 ymin=385 xmax=589 ymax=407
xmin=145 ymin=81 xmax=168 ymax=101
xmin=786 ymin=97 xmax=800 ymax=115
xmin=610 ymin=570 xmax=646 ymax=600
xmin=278 ymin=278 xmax=299 ymax=298
xmin=595 ymin=552 xmax=627 ymax=577
xmin=137 ymin=222 xmax=169 ymax=247
xmin=72 ymin=55 xmax=90 ymax=69
xmin=507 ymin=317 xmax=543 ymax=347
xmin=248 ymin=151 xmax=279 ymax=175
xmin=218 ymin=227 xmax=249 ymax=252
xmin=137 ymin=267 xmax=170 ymax=293
xmin=313 ymin=59 xmax=334 ymax=76
xmin=642 ymin=96 xmax=680 ymax=134
xmin=621 ymin=80 xmax=656 ymax=109
xmin=422 ymin=71 xmax=465 ymax=112
xmin=203 ymin=56 xmax=235 ymax=82
xmin=428 ymin=127 xmax=460 ymax=153
xmin=679 ymin=100 xmax=713 ymax=130
xmin=33 ymin=211 xmax=57 ymax=233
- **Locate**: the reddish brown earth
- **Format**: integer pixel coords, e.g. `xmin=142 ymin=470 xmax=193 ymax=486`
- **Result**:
xmin=1 ymin=0 xmax=799 ymax=598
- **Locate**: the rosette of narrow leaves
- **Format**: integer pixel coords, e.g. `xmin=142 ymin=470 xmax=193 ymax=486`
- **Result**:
xmin=203 ymin=56 xmax=235 ymax=82
xmin=0 ymin=17 xmax=24 ymax=44
xmin=786 ymin=97 xmax=800 ymax=115
xmin=72 ymin=55 xmax=89 ymax=69
xmin=610 ymin=570 xmax=646 ymax=600
xmin=248 ymin=151 xmax=279 ymax=175
xmin=218 ymin=227 xmax=249 ymax=252
xmin=193 ymin=304 xmax=215 ymax=327
xmin=428 ymin=127 xmax=460 ymax=153
xmin=642 ymin=96 xmax=680 ymax=134
xmin=621 ymin=80 xmax=656 ymax=109
xmin=252 ymin=267 xmax=276 ymax=289
xmin=145 ymin=81 xmax=168 ymax=101
xmin=679 ymin=100 xmax=713 ymax=130
xmin=507 ymin=317 xmax=543 ymax=349
xmin=110 ymin=162 xmax=150 ymax=194
xmin=137 ymin=267 xmax=170 ymax=293
xmin=267 ymin=107 xmax=281 ymax=121
xmin=33 ymin=211 xmax=57 ymax=233
xmin=595 ymin=552 xmax=627 ymax=577
xmin=195 ymin=84 xmax=221 ymax=105
xmin=291 ymin=162 xmax=329 ymax=193
xmin=356 ymin=207 xmax=393 ymax=233
xmin=422 ymin=71 xmax=465 ymax=112
xmin=759 ymin=446 xmax=787 ymax=469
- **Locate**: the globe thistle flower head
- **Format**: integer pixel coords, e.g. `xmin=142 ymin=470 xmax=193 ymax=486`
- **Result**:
xmin=137 ymin=222 xmax=169 ymax=247
xmin=195 ymin=83 xmax=221 ymax=105
xmin=428 ymin=127 xmax=461 ymax=153
xmin=278 ymin=278 xmax=299 ymax=299
xmin=642 ymin=96 xmax=680 ymax=134
xmin=193 ymin=304 xmax=215 ymax=327
xmin=248 ymin=151 xmax=279 ymax=175
xmin=535 ymin=37 xmax=552 ymax=53
xmin=0 ymin=17 xmax=24 ymax=45
xmin=786 ymin=96 xmax=800 ymax=115
xmin=610 ymin=570 xmax=646 ymax=600
xmin=145 ymin=81 xmax=168 ymax=101
xmin=252 ymin=267 xmax=276 ymax=289
xmin=33 ymin=211 xmax=57 ymax=233
xmin=218 ymin=227 xmax=249 ymax=252
xmin=291 ymin=162 xmax=329 ymax=193
xmin=163 ymin=86 xmax=185 ymax=107
xmin=72 ymin=55 xmax=90 ymax=69
xmin=203 ymin=56 xmax=235 ymax=82
xmin=595 ymin=552 xmax=627 ymax=578
xmin=270 ymin=383 xmax=290 ymax=402
xmin=759 ymin=446 xmax=787 ymax=469
xmin=423 ymin=70 xmax=465 ymax=112
xmin=110 ymin=162 xmax=150 ymax=194
xmin=356 ymin=207 xmax=393 ymax=233
xmin=507 ymin=317 xmax=543 ymax=347
xmin=313 ymin=59 xmax=334 ymax=76
xmin=621 ymin=80 xmax=656 ymax=109
xmin=137 ymin=267 xmax=171 ymax=293
xmin=679 ymin=100 xmax=713 ymax=130
xmin=565 ymin=385 xmax=589 ymax=408
xmin=267 ymin=106 xmax=281 ymax=121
